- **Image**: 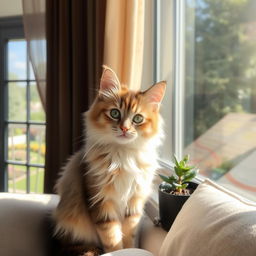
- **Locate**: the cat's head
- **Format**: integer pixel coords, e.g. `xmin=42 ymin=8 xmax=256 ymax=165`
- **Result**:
xmin=86 ymin=66 xmax=166 ymax=145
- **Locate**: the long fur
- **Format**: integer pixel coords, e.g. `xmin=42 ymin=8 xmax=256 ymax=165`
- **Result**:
xmin=53 ymin=67 xmax=165 ymax=253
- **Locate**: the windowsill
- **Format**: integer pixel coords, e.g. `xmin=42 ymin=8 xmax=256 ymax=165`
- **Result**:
xmin=139 ymin=208 xmax=167 ymax=255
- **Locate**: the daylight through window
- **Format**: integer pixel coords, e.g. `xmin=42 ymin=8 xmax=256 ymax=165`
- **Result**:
xmin=6 ymin=39 xmax=45 ymax=193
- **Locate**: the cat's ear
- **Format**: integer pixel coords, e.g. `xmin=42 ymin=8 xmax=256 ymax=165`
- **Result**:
xmin=143 ymin=81 xmax=166 ymax=110
xmin=99 ymin=65 xmax=121 ymax=94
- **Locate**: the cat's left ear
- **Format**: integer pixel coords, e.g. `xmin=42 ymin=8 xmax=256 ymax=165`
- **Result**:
xmin=99 ymin=65 xmax=121 ymax=93
xmin=143 ymin=81 xmax=166 ymax=110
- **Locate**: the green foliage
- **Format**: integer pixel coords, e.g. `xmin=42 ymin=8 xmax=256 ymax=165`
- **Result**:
xmin=30 ymin=84 xmax=45 ymax=121
xmin=185 ymin=0 xmax=256 ymax=143
xmin=159 ymin=155 xmax=198 ymax=194
xmin=211 ymin=160 xmax=234 ymax=179
xmin=8 ymin=80 xmax=26 ymax=121
xmin=8 ymin=76 xmax=45 ymax=122
xmin=9 ymin=168 xmax=44 ymax=193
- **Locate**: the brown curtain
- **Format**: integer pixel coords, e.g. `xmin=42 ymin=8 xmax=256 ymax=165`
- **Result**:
xmin=44 ymin=0 xmax=106 ymax=193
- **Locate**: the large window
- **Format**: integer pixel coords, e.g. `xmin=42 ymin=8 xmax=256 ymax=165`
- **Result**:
xmin=0 ymin=17 xmax=45 ymax=193
xmin=155 ymin=0 xmax=256 ymax=201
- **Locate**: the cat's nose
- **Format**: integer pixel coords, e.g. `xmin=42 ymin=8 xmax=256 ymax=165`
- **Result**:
xmin=120 ymin=126 xmax=128 ymax=133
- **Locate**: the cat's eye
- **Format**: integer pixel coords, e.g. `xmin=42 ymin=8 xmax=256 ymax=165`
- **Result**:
xmin=133 ymin=114 xmax=144 ymax=124
xmin=110 ymin=109 xmax=121 ymax=120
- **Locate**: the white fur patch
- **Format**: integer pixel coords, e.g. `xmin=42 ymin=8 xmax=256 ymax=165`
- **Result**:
xmin=83 ymin=106 xmax=164 ymax=220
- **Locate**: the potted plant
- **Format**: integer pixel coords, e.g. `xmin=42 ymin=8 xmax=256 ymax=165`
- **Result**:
xmin=158 ymin=155 xmax=198 ymax=231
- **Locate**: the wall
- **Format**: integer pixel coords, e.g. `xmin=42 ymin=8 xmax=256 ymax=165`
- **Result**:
xmin=0 ymin=0 xmax=22 ymax=17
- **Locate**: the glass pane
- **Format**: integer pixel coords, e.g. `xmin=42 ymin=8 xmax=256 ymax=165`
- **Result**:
xmin=8 ymin=164 xmax=27 ymax=193
xmin=29 ymin=62 xmax=35 ymax=80
xmin=29 ymin=167 xmax=44 ymax=193
xmin=8 ymin=124 xmax=27 ymax=163
xmin=30 ymin=83 xmax=45 ymax=121
xmin=8 ymin=40 xmax=27 ymax=80
xmin=29 ymin=125 xmax=45 ymax=165
xmin=8 ymin=82 xmax=27 ymax=121
xmin=184 ymin=0 xmax=256 ymax=201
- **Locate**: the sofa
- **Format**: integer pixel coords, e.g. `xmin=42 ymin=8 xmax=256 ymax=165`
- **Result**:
xmin=0 ymin=191 xmax=166 ymax=256
xmin=0 ymin=179 xmax=255 ymax=256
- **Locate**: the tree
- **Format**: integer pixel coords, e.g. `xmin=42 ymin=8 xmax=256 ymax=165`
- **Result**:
xmin=186 ymin=0 xmax=256 ymax=141
xmin=8 ymin=73 xmax=26 ymax=122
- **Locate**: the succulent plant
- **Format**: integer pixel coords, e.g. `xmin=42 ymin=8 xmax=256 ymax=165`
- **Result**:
xmin=159 ymin=155 xmax=198 ymax=194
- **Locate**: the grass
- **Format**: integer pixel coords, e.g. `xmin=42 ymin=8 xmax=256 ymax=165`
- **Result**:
xmin=8 ymin=169 xmax=44 ymax=193
xmin=8 ymin=150 xmax=45 ymax=165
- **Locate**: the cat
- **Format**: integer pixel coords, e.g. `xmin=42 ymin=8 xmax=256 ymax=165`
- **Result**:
xmin=53 ymin=65 xmax=166 ymax=254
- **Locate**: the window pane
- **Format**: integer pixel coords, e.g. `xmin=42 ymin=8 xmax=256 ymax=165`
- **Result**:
xmin=30 ymin=83 xmax=45 ymax=121
xmin=8 ymin=82 xmax=27 ymax=121
xmin=8 ymin=124 xmax=27 ymax=163
xmin=29 ymin=167 xmax=44 ymax=193
xmin=184 ymin=0 xmax=256 ymax=201
xmin=29 ymin=125 xmax=45 ymax=165
xmin=29 ymin=62 xmax=35 ymax=80
xmin=8 ymin=164 xmax=26 ymax=193
xmin=8 ymin=40 xmax=27 ymax=80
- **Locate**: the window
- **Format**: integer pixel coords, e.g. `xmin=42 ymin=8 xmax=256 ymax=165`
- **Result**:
xmin=154 ymin=0 xmax=256 ymax=201
xmin=0 ymin=17 xmax=45 ymax=193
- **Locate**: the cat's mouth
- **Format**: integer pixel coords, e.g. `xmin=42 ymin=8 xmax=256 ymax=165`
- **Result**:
xmin=115 ymin=132 xmax=135 ymax=143
xmin=117 ymin=134 xmax=130 ymax=139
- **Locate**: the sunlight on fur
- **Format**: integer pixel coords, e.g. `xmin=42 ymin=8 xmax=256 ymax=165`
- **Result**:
xmin=53 ymin=65 xmax=166 ymax=254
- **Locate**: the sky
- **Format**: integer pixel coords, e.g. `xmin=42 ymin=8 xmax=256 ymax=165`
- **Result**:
xmin=8 ymin=39 xmax=35 ymax=80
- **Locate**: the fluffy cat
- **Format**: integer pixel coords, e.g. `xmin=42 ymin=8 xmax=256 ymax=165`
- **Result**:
xmin=53 ymin=66 xmax=166 ymax=254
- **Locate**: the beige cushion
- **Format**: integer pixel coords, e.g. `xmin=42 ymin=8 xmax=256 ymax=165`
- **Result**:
xmin=159 ymin=179 xmax=256 ymax=256
xmin=102 ymin=248 xmax=153 ymax=256
xmin=0 ymin=193 xmax=59 ymax=256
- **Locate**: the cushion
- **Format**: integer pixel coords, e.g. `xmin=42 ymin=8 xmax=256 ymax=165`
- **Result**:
xmin=159 ymin=179 xmax=256 ymax=256
xmin=0 ymin=193 xmax=59 ymax=256
xmin=102 ymin=248 xmax=153 ymax=256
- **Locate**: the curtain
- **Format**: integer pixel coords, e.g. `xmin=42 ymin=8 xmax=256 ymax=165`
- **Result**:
xmin=22 ymin=0 xmax=47 ymax=108
xmin=104 ymin=0 xmax=145 ymax=90
xmin=44 ymin=0 xmax=106 ymax=193
xmin=23 ymin=0 xmax=145 ymax=193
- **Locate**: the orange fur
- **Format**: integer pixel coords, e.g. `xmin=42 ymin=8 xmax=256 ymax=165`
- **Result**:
xmin=122 ymin=214 xmax=141 ymax=248
xmin=54 ymin=66 xmax=166 ymax=253
xmin=96 ymin=221 xmax=123 ymax=252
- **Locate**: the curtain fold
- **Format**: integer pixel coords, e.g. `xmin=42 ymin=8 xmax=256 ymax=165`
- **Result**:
xmin=22 ymin=0 xmax=47 ymax=108
xmin=104 ymin=0 xmax=145 ymax=90
xmin=44 ymin=0 xmax=106 ymax=193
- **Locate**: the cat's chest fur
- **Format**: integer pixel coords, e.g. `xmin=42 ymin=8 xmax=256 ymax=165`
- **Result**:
xmin=85 ymin=143 xmax=158 ymax=209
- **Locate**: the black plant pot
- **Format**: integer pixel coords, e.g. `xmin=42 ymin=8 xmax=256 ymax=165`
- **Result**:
xmin=158 ymin=181 xmax=198 ymax=231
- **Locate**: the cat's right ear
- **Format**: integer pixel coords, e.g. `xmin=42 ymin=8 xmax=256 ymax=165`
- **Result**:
xmin=99 ymin=65 xmax=121 ymax=95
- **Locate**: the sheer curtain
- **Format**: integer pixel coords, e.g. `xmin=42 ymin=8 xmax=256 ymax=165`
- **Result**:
xmin=22 ymin=0 xmax=46 ymax=108
xmin=104 ymin=0 xmax=145 ymax=90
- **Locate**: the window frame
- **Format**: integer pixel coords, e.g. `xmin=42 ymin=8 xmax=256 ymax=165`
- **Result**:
xmin=153 ymin=0 xmax=255 ymax=202
xmin=153 ymin=0 xmax=209 ymax=186
xmin=0 ymin=16 xmax=46 ymax=193
xmin=0 ymin=17 xmax=24 ymax=191
xmin=154 ymin=0 xmax=188 ymax=166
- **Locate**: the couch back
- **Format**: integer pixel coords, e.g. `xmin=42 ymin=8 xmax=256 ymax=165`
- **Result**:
xmin=0 ymin=193 xmax=59 ymax=256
